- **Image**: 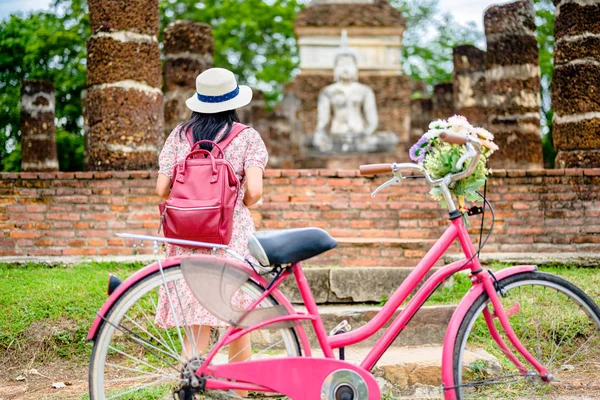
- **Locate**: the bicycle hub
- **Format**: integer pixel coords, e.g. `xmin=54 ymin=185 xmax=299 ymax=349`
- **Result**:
xmin=321 ymin=369 xmax=368 ymax=400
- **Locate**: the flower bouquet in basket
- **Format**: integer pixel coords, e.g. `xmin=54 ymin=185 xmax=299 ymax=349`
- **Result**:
xmin=409 ymin=115 xmax=499 ymax=214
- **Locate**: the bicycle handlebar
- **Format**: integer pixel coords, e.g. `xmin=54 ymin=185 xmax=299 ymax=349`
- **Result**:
xmin=359 ymin=164 xmax=393 ymax=176
xmin=358 ymin=132 xmax=483 ymax=212
xmin=438 ymin=131 xmax=468 ymax=145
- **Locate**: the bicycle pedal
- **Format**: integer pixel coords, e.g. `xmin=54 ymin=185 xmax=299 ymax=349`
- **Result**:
xmin=330 ymin=320 xmax=352 ymax=336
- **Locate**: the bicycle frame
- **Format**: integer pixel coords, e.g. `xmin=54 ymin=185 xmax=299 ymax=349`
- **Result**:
xmin=191 ymin=215 xmax=550 ymax=399
xmin=90 ymin=220 xmax=549 ymax=399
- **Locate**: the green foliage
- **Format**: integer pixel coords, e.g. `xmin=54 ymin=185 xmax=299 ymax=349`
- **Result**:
xmin=0 ymin=10 xmax=88 ymax=171
xmin=56 ymin=130 xmax=85 ymax=171
xmin=392 ymin=0 xmax=483 ymax=85
xmin=534 ymin=0 xmax=557 ymax=167
xmin=1 ymin=143 xmax=21 ymax=172
xmin=159 ymin=0 xmax=303 ymax=105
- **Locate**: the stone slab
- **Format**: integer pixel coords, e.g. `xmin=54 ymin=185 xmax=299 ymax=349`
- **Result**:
xmin=279 ymin=267 xmax=330 ymax=304
xmin=296 ymin=304 xmax=455 ymax=348
xmin=443 ymin=252 xmax=600 ymax=268
xmin=329 ymin=266 xmax=438 ymax=303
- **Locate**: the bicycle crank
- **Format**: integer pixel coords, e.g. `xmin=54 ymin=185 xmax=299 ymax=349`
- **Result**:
xmin=321 ymin=369 xmax=369 ymax=400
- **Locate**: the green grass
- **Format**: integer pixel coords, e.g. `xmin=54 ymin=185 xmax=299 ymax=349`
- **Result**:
xmin=424 ymin=263 xmax=600 ymax=306
xmin=1 ymin=261 xmax=599 ymax=366
xmin=0 ymin=262 xmax=143 ymax=363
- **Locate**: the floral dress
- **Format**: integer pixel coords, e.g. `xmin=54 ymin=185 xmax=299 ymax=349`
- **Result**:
xmin=154 ymin=123 xmax=268 ymax=328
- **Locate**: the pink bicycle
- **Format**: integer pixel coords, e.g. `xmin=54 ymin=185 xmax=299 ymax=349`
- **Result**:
xmin=88 ymin=133 xmax=600 ymax=399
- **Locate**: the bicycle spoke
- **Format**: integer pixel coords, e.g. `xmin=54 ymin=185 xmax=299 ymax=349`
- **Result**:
xmin=456 ymin=273 xmax=600 ymax=399
xmin=157 ymin=261 xmax=190 ymax=360
xmin=149 ymin=290 xmax=180 ymax=355
xmin=108 ymin=345 xmax=179 ymax=377
xmin=134 ymin=300 xmax=179 ymax=358
xmin=123 ymin=313 xmax=181 ymax=361
xmin=106 ymin=377 xmax=173 ymax=400
xmin=105 ymin=361 xmax=179 ymax=380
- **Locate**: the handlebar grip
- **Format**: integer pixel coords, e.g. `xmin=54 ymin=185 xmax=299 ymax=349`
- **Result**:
xmin=439 ymin=131 xmax=468 ymax=145
xmin=359 ymin=163 xmax=393 ymax=176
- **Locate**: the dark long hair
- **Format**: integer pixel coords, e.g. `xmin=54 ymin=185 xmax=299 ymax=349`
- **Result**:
xmin=179 ymin=110 xmax=240 ymax=151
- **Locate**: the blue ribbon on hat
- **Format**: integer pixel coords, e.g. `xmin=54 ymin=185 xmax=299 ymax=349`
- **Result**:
xmin=197 ymin=86 xmax=240 ymax=103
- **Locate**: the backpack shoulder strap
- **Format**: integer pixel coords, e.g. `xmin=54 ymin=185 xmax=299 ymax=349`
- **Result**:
xmin=185 ymin=123 xmax=249 ymax=155
xmin=211 ymin=123 xmax=249 ymax=156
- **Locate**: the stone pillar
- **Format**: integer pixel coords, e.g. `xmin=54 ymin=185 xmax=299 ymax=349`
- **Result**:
xmin=409 ymin=98 xmax=433 ymax=144
xmin=453 ymin=45 xmax=487 ymax=128
xmin=237 ymin=88 xmax=268 ymax=127
xmin=552 ymin=0 xmax=600 ymax=168
xmin=19 ymin=80 xmax=59 ymax=172
xmin=484 ymin=0 xmax=542 ymax=169
xmin=431 ymin=82 xmax=454 ymax=119
xmin=163 ymin=21 xmax=214 ymax=136
xmin=86 ymin=0 xmax=164 ymax=170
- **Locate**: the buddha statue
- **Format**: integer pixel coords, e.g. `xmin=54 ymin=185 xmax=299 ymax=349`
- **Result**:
xmin=312 ymin=31 xmax=398 ymax=153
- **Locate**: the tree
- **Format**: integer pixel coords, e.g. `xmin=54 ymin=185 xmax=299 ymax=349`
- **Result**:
xmin=159 ymin=0 xmax=303 ymax=105
xmin=1 ymin=0 xmax=482 ymax=170
xmin=0 ymin=11 xmax=87 ymax=171
xmin=534 ymin=0 xmax=556 ymax=167
xmin=392 ymin=0 xmax=483 ymax=86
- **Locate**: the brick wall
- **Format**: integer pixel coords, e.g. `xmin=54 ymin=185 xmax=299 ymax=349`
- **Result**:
xmin=0 ymin=169 xmax=599 ymax=264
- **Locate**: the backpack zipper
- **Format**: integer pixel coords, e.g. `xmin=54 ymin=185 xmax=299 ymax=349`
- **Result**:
xmin=165 ymin=205 xmax=219 ymax=211
xmin=158 ymin=205 xmax=220 ymax=234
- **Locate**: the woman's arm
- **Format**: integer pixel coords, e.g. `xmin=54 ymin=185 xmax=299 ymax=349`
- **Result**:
xmin=156 ymin=174 xmax=171 ymax=200
xmin=243 ymin=166 xmax=263 ymax=207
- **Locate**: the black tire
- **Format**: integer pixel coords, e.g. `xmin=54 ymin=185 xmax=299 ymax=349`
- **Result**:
xmin=89 ymin=264 xmax=302 ymax=400
xmin=452 ymin=271 xmax=600 ymax=399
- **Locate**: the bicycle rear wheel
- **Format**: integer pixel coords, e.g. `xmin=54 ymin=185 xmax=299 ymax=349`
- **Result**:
xmin=452 ymin=271 xmax=600 ymax=399
xmin=89 ymin=264 xmax=301 ymax=399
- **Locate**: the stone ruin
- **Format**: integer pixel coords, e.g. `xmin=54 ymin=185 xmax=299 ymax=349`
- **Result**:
xmin=19 ymin=80 xmax=59 ymax=172
xmin=431 ymin=82 xmax=454 ymax=121
xmin=484 ymin=0 xmax=543 ymax=169
xmin=163 ymin=21 xmax=214 ymax=137
xmin=453 ymin=45 xmax=487 ymax=129
xmin=409 ymin=0 xmax=547 ymax=168
xmin=552 ymin=0 xmax=600 ymax=168
xmin=288 ymin=0 xmax=411 ymax=168
xmin=16 ymin=0 xmax=600 ymax=171
xmin=85 ymin=0 xmax=164 ymax=170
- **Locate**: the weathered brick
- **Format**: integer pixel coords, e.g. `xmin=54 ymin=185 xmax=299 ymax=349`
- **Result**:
xmin=9 ymin=231 xmax=40 ymax=239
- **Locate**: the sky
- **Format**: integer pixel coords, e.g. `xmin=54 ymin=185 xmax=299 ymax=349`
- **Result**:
xmin=1 ymin=0 xmax=492 ymax=29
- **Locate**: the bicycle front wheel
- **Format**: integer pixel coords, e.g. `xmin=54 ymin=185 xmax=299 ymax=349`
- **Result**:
xmin=452 ymin=271 xmax=600 ymax=399
xmin=89 ymin=264 xmax=302 ymax=400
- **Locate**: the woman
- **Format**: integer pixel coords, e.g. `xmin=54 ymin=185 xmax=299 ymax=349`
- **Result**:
xmin=154 ymin=68 xmax=268 ymax=386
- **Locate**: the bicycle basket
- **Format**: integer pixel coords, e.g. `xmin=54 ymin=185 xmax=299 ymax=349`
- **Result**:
xmin=181 ymin=257 xmax=294 ymax=329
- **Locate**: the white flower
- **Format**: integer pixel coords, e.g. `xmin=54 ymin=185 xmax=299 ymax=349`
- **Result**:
xmin=472 ymin=127 xmax=494 ymax=140
xmin=448 ymin=115 xmax=472 ymax=128
xmin=423 ymin=129 xmax=440 ymax=139
xmin=450 ymin=126 xmax=470 ymax=136
xmin=428 ymin=119 xmax=449 ymax=130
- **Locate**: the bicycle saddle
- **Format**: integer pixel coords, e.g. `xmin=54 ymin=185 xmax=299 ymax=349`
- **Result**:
xmin=248 ymin=228 xmax=338 ymax=266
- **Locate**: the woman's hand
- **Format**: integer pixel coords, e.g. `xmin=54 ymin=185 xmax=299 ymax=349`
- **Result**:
xmin=243 ymin=167 xmax=263 ymax=207
xmin=156 ymin=174 xmax=171 ymax=200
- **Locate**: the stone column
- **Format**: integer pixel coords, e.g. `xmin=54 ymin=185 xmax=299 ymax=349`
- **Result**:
xmin=431 ymin=82 xmax=454 ymax=119
xmin=163 ymin=21 xmax=214 ymax=136
xmin=552 ymin=0 xmax=600 ymax=168
xmin=453 ymin=45 xmax=487 ymax=128
xmin=86 ymin=0 xmax=164 ymax=170
xmin=19 ymin=80 xmax=59 ymax=172
xmin=484 ymin=0 xmax=542 ymax=169
xmin=409 ymin=98 xmax=433 ymax=144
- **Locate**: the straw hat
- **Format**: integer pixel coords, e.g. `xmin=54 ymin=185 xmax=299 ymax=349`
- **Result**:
xmin=186 ymin=68 xmax=252 ymax=114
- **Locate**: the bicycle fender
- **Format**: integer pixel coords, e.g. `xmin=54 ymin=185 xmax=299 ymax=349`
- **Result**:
xmin=441 ymin=265 xmax=536 ymax=400
xmin=86 ymin=256 xmax=302 ymax=343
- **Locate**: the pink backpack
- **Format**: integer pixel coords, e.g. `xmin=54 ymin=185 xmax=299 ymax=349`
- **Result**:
xmin=159 ymin=123 xmax=249 ymax=245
